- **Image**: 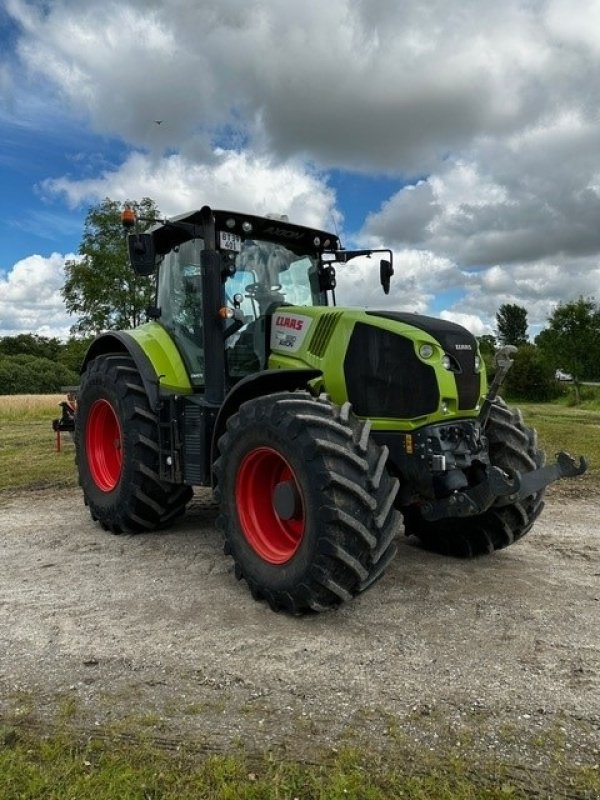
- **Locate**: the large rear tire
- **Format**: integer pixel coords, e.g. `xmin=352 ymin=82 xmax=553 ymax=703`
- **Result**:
xmin=402 ymin=398 xmax=546 ymax=557
xmin=214 ymin=391 xmax=401 ymax=613
xmin=75 ymin=353 xmax=192 ymax=534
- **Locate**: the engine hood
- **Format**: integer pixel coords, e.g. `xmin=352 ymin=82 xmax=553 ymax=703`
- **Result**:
xmin=366 ymin=311 xmax=477 ymax=353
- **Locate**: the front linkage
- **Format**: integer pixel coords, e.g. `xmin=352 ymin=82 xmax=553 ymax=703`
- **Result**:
xmin=418 ymin=346 xmax=587 ymax=522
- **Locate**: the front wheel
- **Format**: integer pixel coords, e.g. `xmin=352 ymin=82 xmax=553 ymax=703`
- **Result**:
xmin=214 ymin=391 xmax=401 ymax=613
xmin=75 ymin=353 xmax=192 ymax=533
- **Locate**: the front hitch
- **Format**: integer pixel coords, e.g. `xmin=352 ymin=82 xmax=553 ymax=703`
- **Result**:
xmin=421 ymin=451 xmax=587 ymax=522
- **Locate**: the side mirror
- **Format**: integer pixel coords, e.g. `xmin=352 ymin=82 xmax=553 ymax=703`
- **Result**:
xmin=319 ymin=265 xmax=337 ymax=292
xmin=380 ymin=259 xmax=393 ymax=295
xmin=127 ymin=233 xmax=156 ymax=276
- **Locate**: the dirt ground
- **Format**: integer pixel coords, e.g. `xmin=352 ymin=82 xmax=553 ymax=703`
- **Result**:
xmin=0 ymin=487 xmax=598 ymax=780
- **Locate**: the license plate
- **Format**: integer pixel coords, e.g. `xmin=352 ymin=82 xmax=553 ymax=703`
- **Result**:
xmin=219 ymin=231 xmax=242 ymax=252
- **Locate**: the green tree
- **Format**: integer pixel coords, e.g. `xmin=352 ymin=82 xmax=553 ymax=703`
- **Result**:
xmin=477 ymin=334 xmax=497 ymax=381
xmin=496 ymin=303 xmax=528 ymax=346
xmin=536 ymin=297 xmax=600 ymax=402
xmin=0 ymin=355 xmax=79 ymax=394
xmin=0 ymin=333 xmax=62 ymax=361
xmin=477 ymin=334 xmax=497 ymax=356
xmin=57 ymin=336 xmax=95 ymax=373
xmin=62 ymin=197 xmax=160 ymax=335
xmin=503 ymin=344 xmax=559 ymax=402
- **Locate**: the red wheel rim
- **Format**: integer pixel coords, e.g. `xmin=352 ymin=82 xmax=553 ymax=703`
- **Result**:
xmin=86 ymin=399 xmax=123 ymax=492
xmin=235 ymin=447 xmax=305 ymax=564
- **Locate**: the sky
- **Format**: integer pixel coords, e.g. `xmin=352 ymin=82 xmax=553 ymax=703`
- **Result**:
xmin=1 ymin=0 xmax=600 ymax=341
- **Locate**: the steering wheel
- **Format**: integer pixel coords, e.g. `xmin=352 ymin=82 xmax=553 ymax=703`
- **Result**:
xmin=244 ymin=282 xmax=283 ymax=298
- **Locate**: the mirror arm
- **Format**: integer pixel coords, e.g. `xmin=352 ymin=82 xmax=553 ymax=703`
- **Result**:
xmin=329 ymin=248 xmax=393 ymax=264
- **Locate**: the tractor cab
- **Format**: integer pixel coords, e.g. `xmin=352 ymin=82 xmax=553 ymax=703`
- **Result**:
xmin=124 ymin=205 xmax=391 ymax=395
xmin=153 ymin=225 xmax=331 ymax=386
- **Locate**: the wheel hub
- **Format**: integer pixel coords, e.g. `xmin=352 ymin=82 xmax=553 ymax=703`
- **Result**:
xmin=272 ymin=480 xmax=302 ymax=520
xmin=86 ymin=398 xmax=123 ymax=492
xmin=235 ymin=447 xmax=305 ymax=564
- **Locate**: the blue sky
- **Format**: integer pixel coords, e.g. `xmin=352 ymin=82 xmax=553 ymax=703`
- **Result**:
xmin=2 ymin=0 xmax=600 ymax=340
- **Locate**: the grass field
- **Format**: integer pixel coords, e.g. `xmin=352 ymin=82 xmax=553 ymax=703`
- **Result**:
xmin=0 ymin=394 xmax=77 ymax=492
xmin=1 ymin=395 xmax=598 ymax=799
xmin=0 ymin=394 xmax=596 ymax=494
xmin=5 ymin=728 xmax=577 ymax=800
xmin=518 ymin=402 xmax=599 ymax=495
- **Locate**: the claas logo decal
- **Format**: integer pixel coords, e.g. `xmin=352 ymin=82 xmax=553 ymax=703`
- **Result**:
xmin=275 ymin=315 xmax=305 ymax=331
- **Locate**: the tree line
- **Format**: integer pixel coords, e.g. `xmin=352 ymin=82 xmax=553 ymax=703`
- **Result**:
xmin=479 ymin=300 xmax=600 ymax=402
xmin=0 ymin=334 xmax=91 ymax=394
xmin=1 ymin=197 xmax=598 ymax=399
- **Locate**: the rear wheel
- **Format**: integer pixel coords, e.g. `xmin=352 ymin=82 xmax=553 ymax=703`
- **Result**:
xmin=214 ymin=391 xmax=401 ymax=613
xmin=75 ymin=353 xmax=192 ymax=533
xmin=402 ymin=398 xmax=546 ymax=557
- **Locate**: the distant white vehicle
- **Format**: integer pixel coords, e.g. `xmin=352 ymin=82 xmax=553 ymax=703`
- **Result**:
xmin=555 ymin=369 xmax=573 ymax=381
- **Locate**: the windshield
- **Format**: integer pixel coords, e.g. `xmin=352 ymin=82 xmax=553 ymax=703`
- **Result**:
xmin=224 ymin=239 xmax=324 ymax=315
xmin=223 ymin=239 xmax=324 ymax=381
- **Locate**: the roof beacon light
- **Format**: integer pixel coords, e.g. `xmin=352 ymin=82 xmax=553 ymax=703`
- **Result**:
xmin=121 ymin=206 xmax=137 ymax=229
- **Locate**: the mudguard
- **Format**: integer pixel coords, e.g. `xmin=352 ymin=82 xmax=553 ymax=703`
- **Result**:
xmin=210 ymin=368 xmax=322 ymax=470
xmin=81 ymin=326 xmax=192 ymax=412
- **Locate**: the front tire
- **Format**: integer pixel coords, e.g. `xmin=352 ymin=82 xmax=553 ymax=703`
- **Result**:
xmin=75 ymin=353 xmax=192 ymax=534
xmin=402 ymin=398 xmax=546 ymax=557
xmin=214 ymin=391 xmax=401 ymax=613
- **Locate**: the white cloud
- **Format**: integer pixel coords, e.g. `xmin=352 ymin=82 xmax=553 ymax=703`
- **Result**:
xmin=4 ymin=0 xmax=600 ymax=339
xmin=5 ymin=0 xmax=584 ymax=171
xmin=439 ymin=255 xmax=600 ymax=338
xmin=335 ymin=248 xmax=460 ymax=311
xmin=438 ymin=311 xmax=491 ymax=337
xmin=0 ymin=253 xmax=75 ymax=339
xmin=42 ymin=148 xmax=337 ymax=230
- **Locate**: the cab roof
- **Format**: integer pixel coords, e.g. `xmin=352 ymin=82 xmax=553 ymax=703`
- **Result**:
xmin=151 ymin=207 xmax=340 ymax=256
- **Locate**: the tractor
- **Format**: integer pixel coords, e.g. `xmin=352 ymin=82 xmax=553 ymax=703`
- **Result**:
xmin=74 ymin=205 xmax=587 ymax=613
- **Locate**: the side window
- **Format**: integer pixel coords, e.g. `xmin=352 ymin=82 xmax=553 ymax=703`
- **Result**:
xmin=158 ymin=238 xmax=205 ymax=385
xmin=224 ymin=268 xmax=263 ymax=380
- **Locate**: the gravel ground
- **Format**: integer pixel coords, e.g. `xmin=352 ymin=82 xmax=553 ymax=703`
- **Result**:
xmin=0 ymin=487 xmax=598 ymax=779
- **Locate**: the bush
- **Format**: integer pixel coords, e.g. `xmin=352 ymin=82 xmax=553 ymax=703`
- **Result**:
xmin=503 ymin=344 xmax=560 ymax=402
xmin=0 ymin=355 xmax=79 ymax=394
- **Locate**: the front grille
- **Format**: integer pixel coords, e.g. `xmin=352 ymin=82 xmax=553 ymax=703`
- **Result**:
xmin=367 ymin=311 xmax=481 ymax=411
xmin=307 ymin=312 xmax=343 ymax=358
xmin=344 ymin=323 xmax=439 ymax=418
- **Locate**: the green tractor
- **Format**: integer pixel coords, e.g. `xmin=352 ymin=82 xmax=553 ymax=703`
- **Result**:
xmin=74 ymin=205 xmax=586 ymax=613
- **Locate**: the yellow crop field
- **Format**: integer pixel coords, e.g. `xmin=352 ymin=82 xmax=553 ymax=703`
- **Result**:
xmin=0 ymin=393 xmax=66 ymax=419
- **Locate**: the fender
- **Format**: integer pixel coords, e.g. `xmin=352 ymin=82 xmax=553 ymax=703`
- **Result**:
xmin=210 ymin=368 xmax=322 ymax=478
xmin=81 ymin=332 xmax=163 ymax=411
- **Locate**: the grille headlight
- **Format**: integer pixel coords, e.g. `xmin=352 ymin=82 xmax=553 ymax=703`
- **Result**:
xmin=474 ymin=355 xmax=482 ymax=371
xmin=419 ymin=343 xmax=434 ymax=359
xmin=442 ymin=355 xmax=452 ymax=370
